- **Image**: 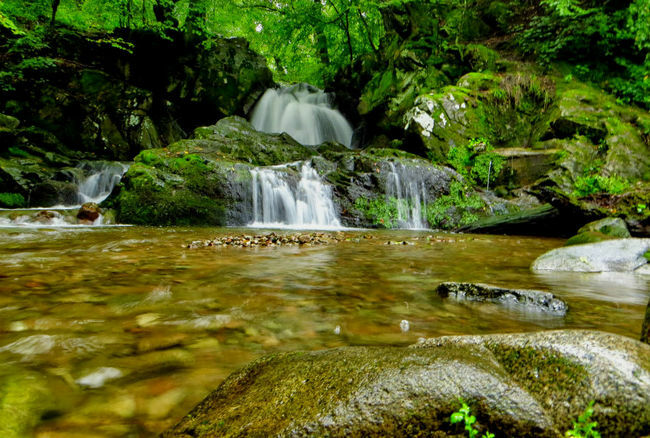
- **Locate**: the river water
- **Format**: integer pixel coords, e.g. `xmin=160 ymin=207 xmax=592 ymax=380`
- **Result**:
xmin=0 ymin=226 xmax=647 ymax=437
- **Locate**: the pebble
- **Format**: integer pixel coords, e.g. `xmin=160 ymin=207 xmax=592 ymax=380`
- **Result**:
xmin=400 ymin=320 xmax=410 ymax=333
xmin=186 ymin=232 xmax=346 ymax=249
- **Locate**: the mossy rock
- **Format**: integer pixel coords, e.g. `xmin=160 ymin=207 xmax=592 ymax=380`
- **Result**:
xmin=0 ymin=370 xmax=55 ymax=438
xmin=0 ymin=114 xmax=19 ymax=130
xmin=564 ymin=231 xmax=618 ymax=247
xmin=164 ymin=330 xmax=650 ymax=438
xmin=577 ymin=217 xmax=631 ymax=238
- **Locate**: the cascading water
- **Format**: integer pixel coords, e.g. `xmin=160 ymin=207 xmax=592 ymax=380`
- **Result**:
xmin=386 ymin=162 xmax=429 ymax=229
xmin=250 ymin=84 xmax=354 ymax=148
xmin=76 ymin=162 xmax=130 ymax=204
xmin=249 ymin=161 xmax=341 ymax=229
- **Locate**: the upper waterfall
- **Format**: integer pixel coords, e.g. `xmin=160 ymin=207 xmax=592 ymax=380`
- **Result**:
xmin=77 ymin=162 xmax=130 ymax=205
xmin=250 ymin=84 xmax=354 ymax=148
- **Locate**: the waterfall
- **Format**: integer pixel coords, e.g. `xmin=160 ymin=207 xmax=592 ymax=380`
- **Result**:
xmin=249 ymin=161 xmax=341 ymax=229
xmin=77 ymin=162 xmax=130 ymax=204
xmin=250 ymin=84 xmax=354 ymax=148
xmin=386 ymin=162 xmax=429 ymax=229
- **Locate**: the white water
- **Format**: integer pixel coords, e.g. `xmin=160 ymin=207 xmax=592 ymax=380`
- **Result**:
xmin=386 ymin=162 xmax=429 ymax=229
xmin=250 ymin=84 xmax=354 ymax=147
xmin=76 ymin=162 xmax=130 ymax=204
xmin=249 ymin=162 xmax=342 ymax=230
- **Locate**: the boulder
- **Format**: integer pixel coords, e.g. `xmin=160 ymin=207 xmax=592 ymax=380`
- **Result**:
xmin=163 ymin=330 xmax=650 ymax=437
xmin=77 ymin=202 xmax=101 ymax=223
xmin=0 ymin=114 xmax=19 ymax=130
xmin=531 ymin=238 xmax=650 ymax=272
xmin=435 ymin=282 xmax=567 ymax=315
xmin=0 ymin=370 xmax=55 ymax=438
xmin=565 ymin=217 xmax=631 ymax=247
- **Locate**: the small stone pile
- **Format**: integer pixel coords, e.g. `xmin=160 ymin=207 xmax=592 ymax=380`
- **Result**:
xmin=186 ymin=232 xmax=346 ymax=249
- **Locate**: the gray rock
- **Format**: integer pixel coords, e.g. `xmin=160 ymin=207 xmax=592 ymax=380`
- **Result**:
xmin=163 ymin=330 xmax=650 ymax=438
xmin=435 ymin=282 xmax=567 ymax=315
xmin=531 ymin=238 xmax=650 ymax=272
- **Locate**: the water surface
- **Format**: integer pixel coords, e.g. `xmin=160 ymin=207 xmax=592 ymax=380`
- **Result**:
xmin=0 ymin=226 xmax=647 ymax=437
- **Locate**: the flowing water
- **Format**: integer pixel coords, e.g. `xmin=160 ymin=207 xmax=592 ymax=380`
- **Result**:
xmin=386 ymin=162 xmax=429 ymax=229
xmin=249 ymin=161 xmax=342 ymax=229
xmin=76 ymin=162 xmax=130 ymax=205
xmin=250 ymin=84 xmax=354 ymax=147
xmin=0 ymin=226 xmax=648 ymax=437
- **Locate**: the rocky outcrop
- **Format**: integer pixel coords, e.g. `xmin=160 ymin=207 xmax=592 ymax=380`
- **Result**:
xmin=163 ymin=330 xmax=650 ymax=437
xmin=531 ymin=238 xmax=650 ymax=272
xmin=435 ymin=282 xmax=567 ymax=315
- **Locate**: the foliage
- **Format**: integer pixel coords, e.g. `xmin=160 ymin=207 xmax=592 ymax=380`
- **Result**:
xmin=0 ymin=193 xmax=26 ymax=208
xmin=447 ymin=138 xmax=504 ymax=188
xmin=517 ymin=1 xmax=650 ymax=109
xmin=573 ymin=174 xmax=629 ymax=197
xmin=354 ymin=196 xmax=400 ymax=228
xmin=426 ymin=181 xmax=484 ymax=229
xmin=565 ymin=401 xmax=601 ymax=438
xmin=450 ymin=399 xmax=494 ymax=438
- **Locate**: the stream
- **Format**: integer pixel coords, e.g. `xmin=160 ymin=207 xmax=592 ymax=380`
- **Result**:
xmin=0 ymin=226 xmax=648 ymax=437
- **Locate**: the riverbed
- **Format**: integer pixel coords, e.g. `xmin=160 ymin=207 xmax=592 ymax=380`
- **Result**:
xmin=0 ymin=226 xmax=647 ymax=437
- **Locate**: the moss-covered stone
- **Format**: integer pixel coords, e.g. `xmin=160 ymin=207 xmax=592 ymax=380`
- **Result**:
xmin=164 ymin=330 xmax=650 ymax=438
xmin=0 ymin=370 xmax=55 ymax=438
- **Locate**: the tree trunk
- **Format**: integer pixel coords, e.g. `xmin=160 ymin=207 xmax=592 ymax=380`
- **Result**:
xmin=50 ymin=0 xmax=61 ymax=26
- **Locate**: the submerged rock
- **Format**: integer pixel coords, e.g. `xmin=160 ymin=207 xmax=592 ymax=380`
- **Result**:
xmin=186 ymin=232 xmax=346 ymax=249
xmin=163 ymin=330 xmax=650 ymax=437
xmin=531 ymin=238 xmax=650 ymax=272
xmin=0 ymin=370 xmax=55 ymax=438
xmin=435 ymin=282 xmax=567 ymax=315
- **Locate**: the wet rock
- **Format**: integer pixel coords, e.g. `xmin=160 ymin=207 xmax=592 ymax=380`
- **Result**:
xmin=0 ymin=370 xmax=55 ymax=438
xmin=435 ymin=282 xmax=567 ymax=315
xmin=77 ymin=202 xmax=101 ymax=223
xmin=531 ymin=238 xmax=650 ymax=272
xmin=34 ymin=210 xmax=63 ymax=224
xmin=163 ymin=330 xmax=650 ymax=438
xmin=642 ymin=298 xmax=650 ymax=344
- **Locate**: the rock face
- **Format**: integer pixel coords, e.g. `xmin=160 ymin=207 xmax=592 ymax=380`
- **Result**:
xmin=0 ymin=28 xmax=273 ymax=208
xmin=435 ymin=282 xmax=567 ymax=315
xmin=531 ymin=238 xmax=650 ymax=272
xmin=163 ymin=330 xmax=650 ymax=438
xmin=108 ymin=117 xmax=488 ymax=227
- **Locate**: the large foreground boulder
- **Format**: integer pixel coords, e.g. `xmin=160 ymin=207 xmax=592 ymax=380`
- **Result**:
xmin=164 ymin=330 xmax=650 ymax=437
xmin=531 ymin=238 xmax=650 ymax=272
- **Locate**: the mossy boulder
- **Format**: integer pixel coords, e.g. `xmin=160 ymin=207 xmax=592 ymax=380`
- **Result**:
xmin=0 ymin=370 xmax=55 ymax=438
xmin=565 ymin=217 xmax=631 ymax=246
xmin=109 ymin=116 xmax=317 ymax=225
xmin=164 ymin=330 xmax=650 ymax=438
xmin=0 ymin=114 xmax=19 ymax=130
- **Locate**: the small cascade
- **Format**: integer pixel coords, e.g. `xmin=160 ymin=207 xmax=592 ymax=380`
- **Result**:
xmin=250 ymin=83 xmax=354 ymax=147
xmin=386 ymin=162 xmax=429 ymax=229
xmin=250 ymin=161 xmax=341 ymax=229
xmin=76 ymin=162 xmax=130 ymax=204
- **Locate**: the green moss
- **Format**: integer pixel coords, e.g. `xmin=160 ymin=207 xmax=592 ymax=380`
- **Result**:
xmin=426 ymin=181 xmax=485 ymax=229
xmin=564 ymin=231 xmax=616 ymax=247
xmin=644 ymin=251 xmax=650 ymax=262
xmin=361 ymin=148 xmax=420 ymax=160
xmin=0 ymin=192 xmax=26 ymax=208
xmin=354 ymin=196 xmax=401 ymax=228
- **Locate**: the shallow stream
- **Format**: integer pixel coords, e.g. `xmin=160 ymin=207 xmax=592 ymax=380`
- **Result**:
xmin=0 ymin=226 xmax=647 ymax=437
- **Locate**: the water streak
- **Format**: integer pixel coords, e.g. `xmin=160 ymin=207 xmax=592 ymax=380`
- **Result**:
xmin=250 ymin=84 xmax=354 ymax=147
xmin=386 ymin=162 xmax=429 ymax=229
xmin=250 ymin=162 xmax=341 ymax=229
xmin=77 ymin=162 xmax=130 ymax=204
